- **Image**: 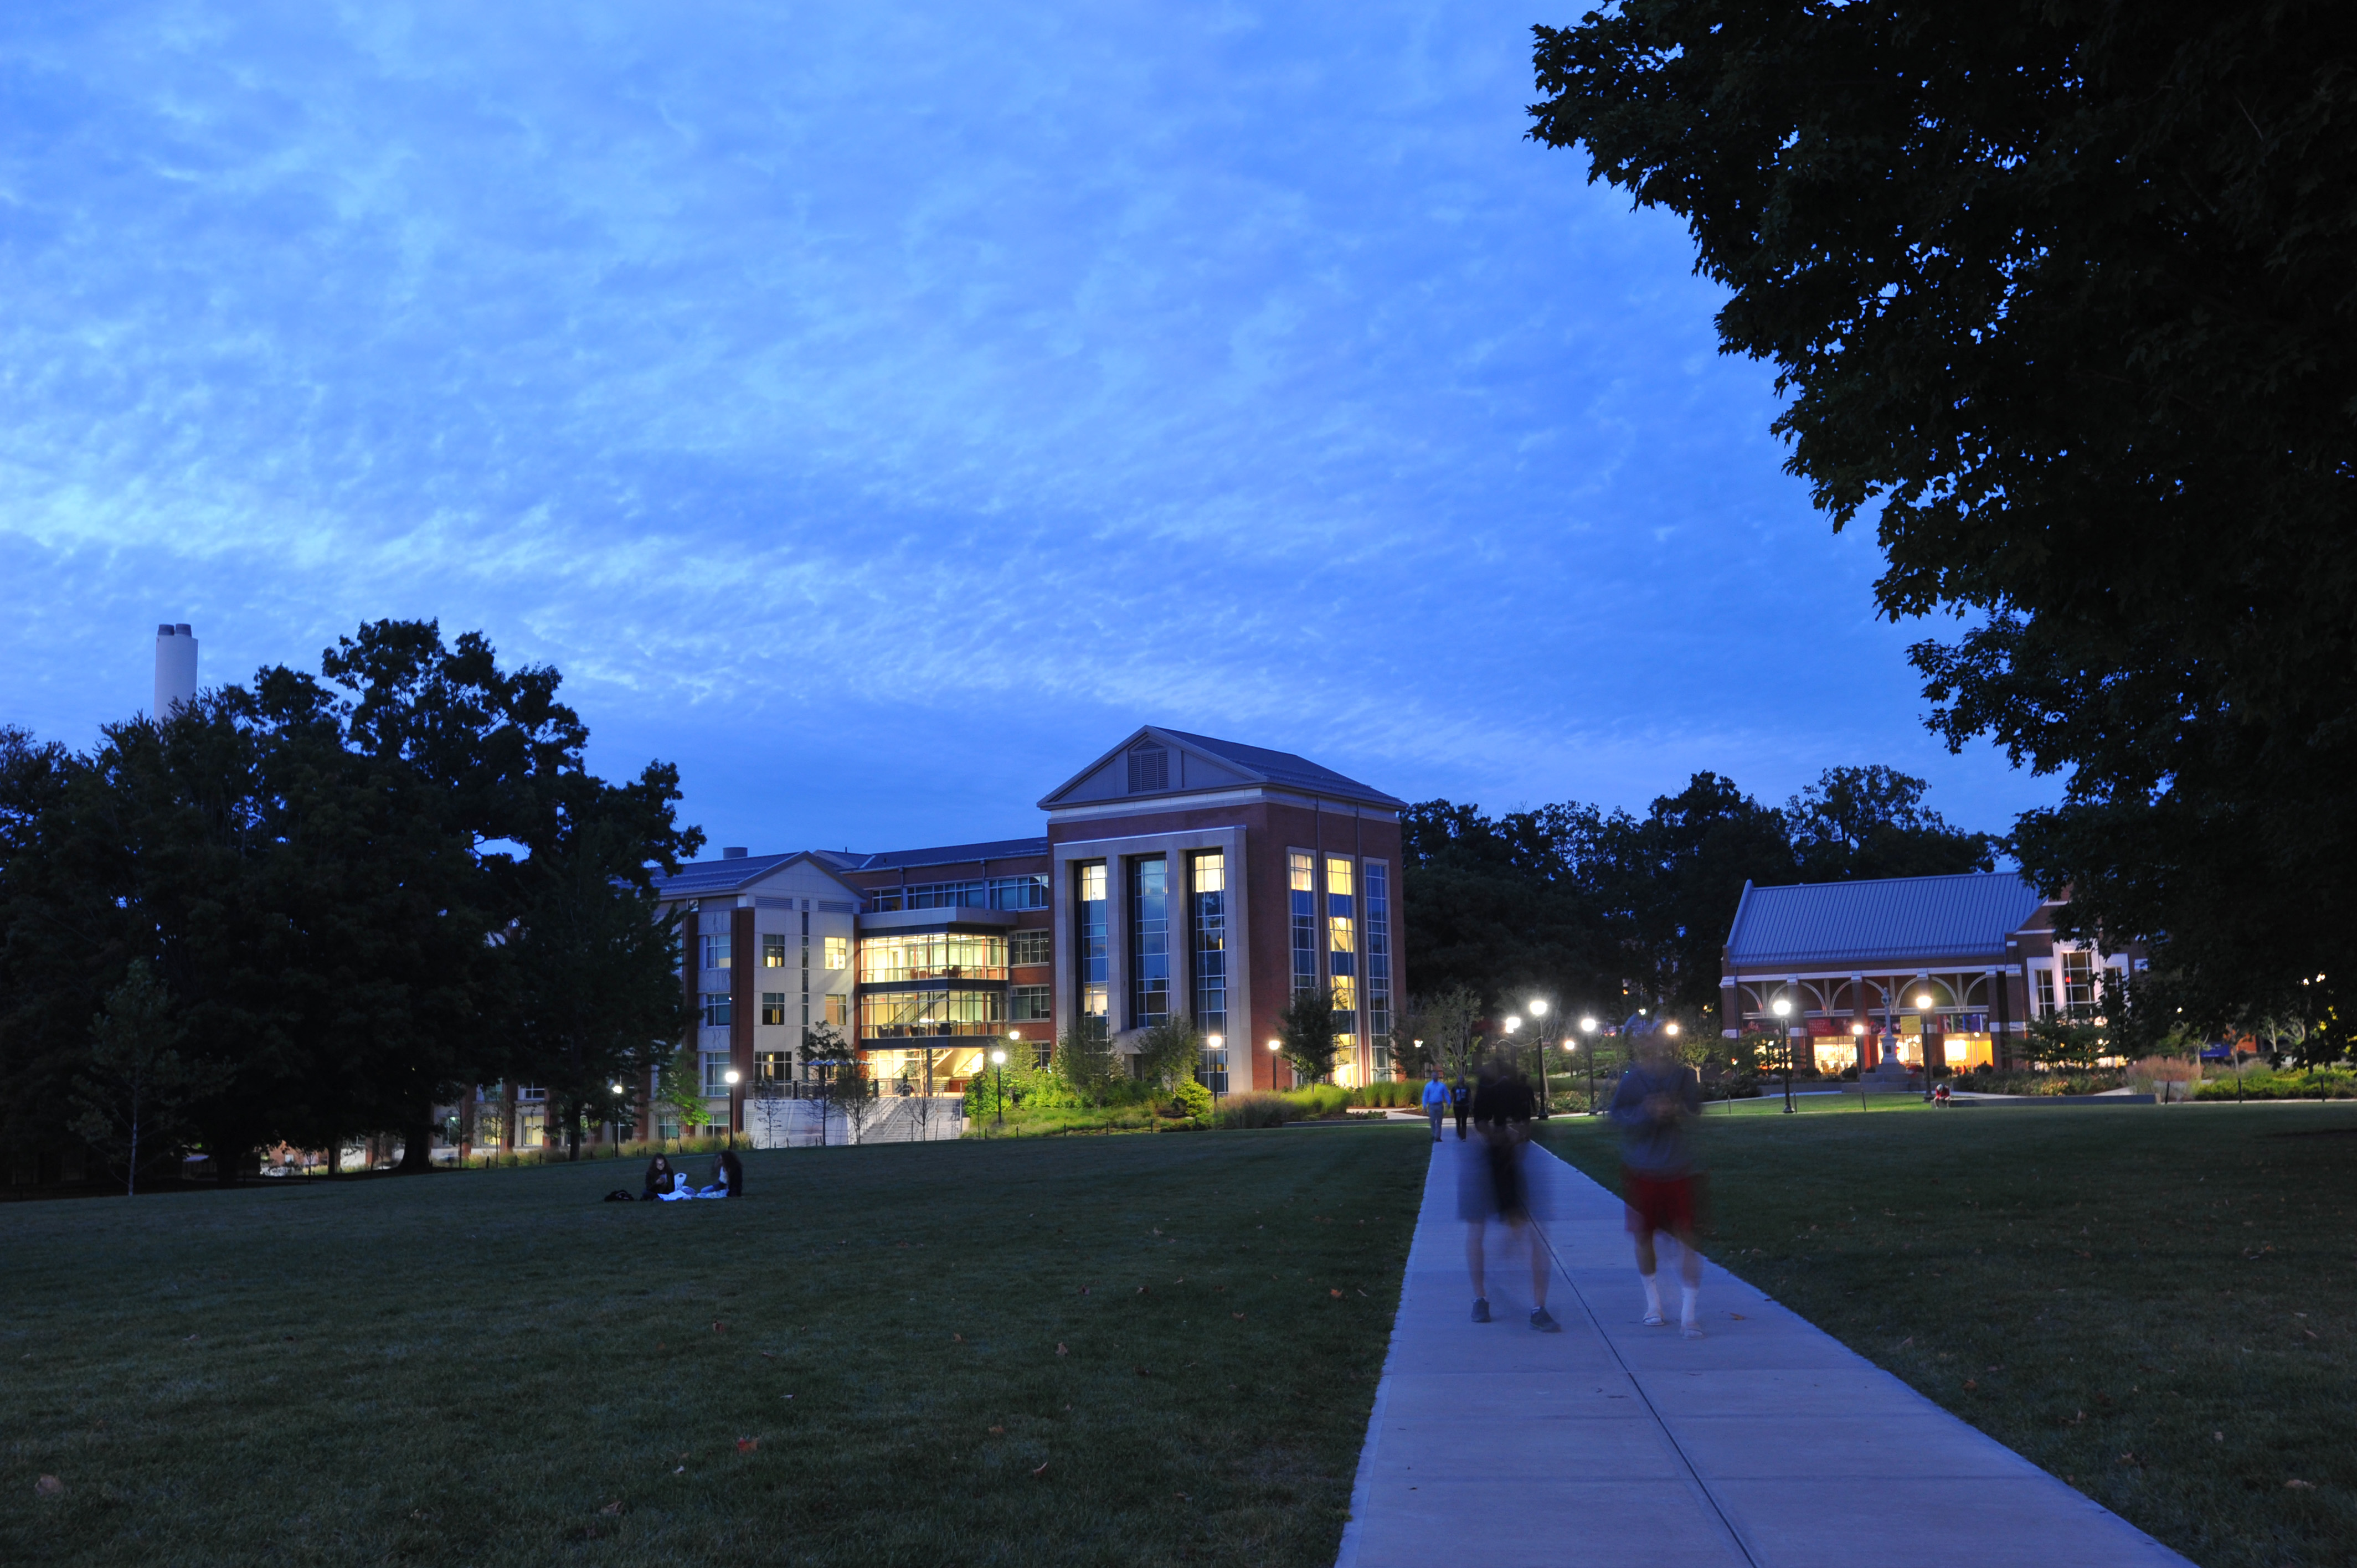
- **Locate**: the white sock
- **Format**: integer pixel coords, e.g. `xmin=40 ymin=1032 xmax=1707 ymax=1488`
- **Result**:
xmin=1681 ymin=1284 xmax=1700 ymax=1325
xmin=1640 ymin=1272 xmax=1662 ymax=1317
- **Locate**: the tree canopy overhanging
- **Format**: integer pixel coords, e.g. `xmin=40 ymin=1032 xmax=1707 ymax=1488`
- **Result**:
xmin=1528 ymin=1 xmax=2356 ymax=1024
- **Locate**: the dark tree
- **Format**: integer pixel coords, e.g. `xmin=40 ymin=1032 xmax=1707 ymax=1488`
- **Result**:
xmin=1785 ymin=766 xmax=1998 ymax=882
xmin=1531 ymin=3 xmax=2357 ymax=1025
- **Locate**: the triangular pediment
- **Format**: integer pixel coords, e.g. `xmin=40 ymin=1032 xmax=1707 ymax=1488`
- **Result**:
xmin=1037 ymin=726 xmax=1262 ymax=809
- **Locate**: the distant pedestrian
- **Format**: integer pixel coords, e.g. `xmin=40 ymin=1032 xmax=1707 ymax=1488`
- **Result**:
xmin=1421 ymin=1066 xmax=1452 ymax=1142
xmin=1609 ymin=1028 xmax=1706 ymax=1337
xmin=1461 ymin=1058 xmax=1559 ymax=1332
xmin=1452 ymin=1075 xmax=1471 ymax=1141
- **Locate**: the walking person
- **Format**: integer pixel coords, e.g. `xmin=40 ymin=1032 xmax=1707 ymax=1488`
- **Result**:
xmin=1420 ymin=1065 xmax=1452 ymax=1142
xmin=1451 ymin=1071 xmax=1471 ymax=1141
xmin=1609 ymin=1026 xmax=1707 ymax=1337
xmin=1461 ymin=1058 xmax=1560 ymax=1332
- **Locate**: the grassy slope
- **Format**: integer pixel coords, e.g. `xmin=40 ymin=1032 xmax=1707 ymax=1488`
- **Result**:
xmin=1540 ymin=1102 xmax=2357 ymax=1568
xmin=1 ymin=1127 xmax=1426 ymax=1568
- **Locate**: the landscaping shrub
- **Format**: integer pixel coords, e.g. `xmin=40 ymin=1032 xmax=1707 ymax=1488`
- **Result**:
xmin=1954 ymin=1067 xmax=2124 ymax=1096
xmin=1348 ymin=1080 xmax=1418 ymax=1108
xmin=1171 ymin=1077 xmax=1215 ymax=1121
xmin=2193 ymin=1066 xmax=2356 ymax=1100
xmin=1282 ymin=1084 xmax=1351 ymax=1118
xmin=1219 ymin=1092 xmax=1296 ymax=1129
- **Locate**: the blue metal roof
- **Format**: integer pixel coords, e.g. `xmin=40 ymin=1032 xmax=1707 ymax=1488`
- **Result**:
xmin=1725 ymin=871 xmax=2045 ymax=972
xmin=1154 ymin=729 xmax=1405 ymax=808
xmin=843 ymin=838 xmax=1049 ymax=871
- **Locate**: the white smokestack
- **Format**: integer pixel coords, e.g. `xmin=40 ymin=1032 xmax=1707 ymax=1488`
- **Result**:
xmin=153 ymin=622 xmax=198 ymax=718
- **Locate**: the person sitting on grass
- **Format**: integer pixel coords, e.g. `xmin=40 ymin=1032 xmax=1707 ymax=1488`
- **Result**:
xmin=642 ymin=1155 xmax=680 ymax=1201
xmin=697 ymin=1149 xmax=742 ymax=1199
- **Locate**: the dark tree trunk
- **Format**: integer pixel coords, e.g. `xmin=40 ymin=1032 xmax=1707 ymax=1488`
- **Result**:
xmin=396 ymin=1113 xmax=436 ymax=1173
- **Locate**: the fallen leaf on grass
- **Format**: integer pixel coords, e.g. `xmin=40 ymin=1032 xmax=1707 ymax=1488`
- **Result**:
xmin=1963 ymin=1380 xmax=1979 ymax=1391
xmin=1232 ymin=1312 xmax=1246 ymax=1321
xmin=1056 ymin=1343 xmax=1068 ymax=1356
xmin=600 ymin=1501 xmax=625 ymax=1516
xmin=1078 ymin=1286 xmax=1090 ymax=1296
xmin=737 ymin=1437 xmax=758 ymax=1453
xmin=761 ymin=1351 xmax=775 ymax=1359
xmin=673 ymin=1466 xmax=686 ymax=1475
xmin=1175 ymin=1492 xmax=1190 ymax=1500
xmin=2287 ymin=1479 xmax=2314 ymax=1490
xmin=1137 ymin=1286 xmax=1150 ymax=1296
xmin=712 ymin=1321 xmax=726 ymax=1333
xmin=1031 ymin=1462 xmax=1049 ymax=1479
xmin=952 ymin=1333 xmax=964 ymax=1342
xmin=989 ymin=1426 xmax=1005 ymax=1435
xmin=36 ymin=1476 xmax=64 ymax=1498
xmin=2214 ymin=1432 xmax=2225 ymax=1442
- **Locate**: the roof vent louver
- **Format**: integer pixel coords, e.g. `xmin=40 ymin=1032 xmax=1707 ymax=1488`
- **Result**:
xmin=1126 ymin=743 xmax=1169 ymax=793
xmin=721 ymin=847 xmax=749 ymax=859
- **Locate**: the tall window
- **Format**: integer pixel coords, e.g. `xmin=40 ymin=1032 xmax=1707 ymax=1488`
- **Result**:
xmin=1076 ymin=863 xmax=1109 ymax=1025
xmin=1129 ymin=857 xmax=1170 ymax=1027
xmin=826 ymin=992 xmax=848 ymax=1027
xmin=760 ymin=992 xmax=786 ymax=1026
xmin=1191 ymin=850 xmax=1227 ymax=1039
xmin=800 ymin=911 xmax=811 ymax=1027
xmin=1289 ymin=850 xmax=1318 ymax=999
xmin=825 ymin=936 xmax=848 ymax=970
xmin=762 ymin=933 xmax=787 ymax=968
xmin=701 ymin=993 xmax=732 ymax=1027
xmin=701 ymin=1050 xmax=731 ymax=1095
xmin=1365 ymin=861 xmax=1392 ymax=1076
xmin=1326 ymin=855 xmax=1357 ymax=1070
xmin=756 ymin=1051 xmax=789 ymax=1085
xmin=700 ymin=931 xmax=732 ymax=971
xmin=2062 ymin=951 xmax=2097 ymax=1014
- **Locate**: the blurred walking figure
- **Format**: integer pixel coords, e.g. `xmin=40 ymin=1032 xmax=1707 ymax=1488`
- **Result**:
xmin=1421 ymin=1065 xmax=1451 ymax=1142
xmin=1609 ymin=1025 xmax=1706 ymax=1337
xmin=1451 ymin=1073 xmax=1471 ymax=1141
xmin=1460 ymin=1058 xmax=1559 ymax=1331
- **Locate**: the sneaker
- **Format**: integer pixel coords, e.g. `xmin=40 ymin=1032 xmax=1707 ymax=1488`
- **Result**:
xmin=1530 ymin=1308 xmax=1561 ymax=1333
xmin=1471 ymin=1298 xmax=1491 ymax=1323
xmin=1681 ymin=1322 xmax=1706 ymax=1339
xmin=1641 ymin=1310 xmax=1666 ymax=1327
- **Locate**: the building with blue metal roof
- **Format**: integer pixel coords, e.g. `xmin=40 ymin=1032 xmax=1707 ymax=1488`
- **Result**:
xmin=1720 ymin=870 xmax=2143 ymax=1075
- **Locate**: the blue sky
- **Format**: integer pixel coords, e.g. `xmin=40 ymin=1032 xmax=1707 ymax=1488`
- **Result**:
xmin=0 ymin=1 xmax=2054 ymax=856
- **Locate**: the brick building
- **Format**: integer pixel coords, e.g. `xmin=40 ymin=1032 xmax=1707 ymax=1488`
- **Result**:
xmin=646 ymin=726 xmax=1407 ymax=1138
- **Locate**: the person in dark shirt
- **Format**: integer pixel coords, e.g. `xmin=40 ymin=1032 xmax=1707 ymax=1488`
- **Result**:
xmin=1459 ymin=1058 xmax=1560 ymax=1331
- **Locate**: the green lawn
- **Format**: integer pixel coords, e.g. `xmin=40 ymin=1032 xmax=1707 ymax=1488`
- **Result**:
xmin=1 ymin=1128 xmax=1426 ymax=1567
xmin=1540 ymin=1102 xmax=2357 ymax=1568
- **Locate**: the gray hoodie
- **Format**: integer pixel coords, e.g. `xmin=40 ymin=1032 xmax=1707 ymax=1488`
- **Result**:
xmin=1608 ymin=1062 xmax=1702 ymax=1175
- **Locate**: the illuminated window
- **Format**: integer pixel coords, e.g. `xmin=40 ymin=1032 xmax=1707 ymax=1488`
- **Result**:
xmin=700 ymin=992 xmax=732 ymax=1027
xmin=1365 ymin=862 xmax=1392 ymax=1074
xmin=760 ymin=992 xmax=786 ymax=1026
xmin=756 ymin=1051 xmax=789 ymax=1085
xmin=1289 ymin=851 xmax=1317 ymax=999
xmin=763 ymin=933 xmax=787 ymax=967
xmin=857 ymin=933 xmax=1007 ymax=983
xmin=826 ymin=992 xmax=848 ymax=1027
xmin=825 ymin=936 xmax=848 ymax=971
xmin=1191 ymin=850 xmax=1227 ymax=1039
xmin=1010 ymin=928 xmax=1052 ymax=967
xmin=699 ymin=932 xmax=732 ymax=971
xmin=857 ymin=988 xmax=1007 ymax=1039
xmin=2062 ymin=951 xmax=2097 ymax=1014
xmin=1130 ymin=857 xmax=1170 ymax=1027
xmin=1077 ymin=862 xmax=1109 ymax=1022
xmin=701 ymin=1051 xmax=732 ymax=1095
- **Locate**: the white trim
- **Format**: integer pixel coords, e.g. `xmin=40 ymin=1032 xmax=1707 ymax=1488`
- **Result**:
xmin=1046 ymin=787 xmax=1398 ymax=824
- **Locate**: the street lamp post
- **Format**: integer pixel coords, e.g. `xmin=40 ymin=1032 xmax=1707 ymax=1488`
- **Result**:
xmin=1580 ymin=1017 xmax=1599 ymax=1113
xmin=610 ymin=1082 xmax=625 ymax=1157
xmin=1851 ymin=1022 xmax=1869 ymax=1112
xmin=723 ymin=1068 xmax=742 ymax=1150
xmin=1529 ymin=998 xmax=1551 ymax=1116
xmin=1771 ymin=996 xmax=1797 ymax=1115
xmin=990 ymin=1048 xmax=1007 ymax=1128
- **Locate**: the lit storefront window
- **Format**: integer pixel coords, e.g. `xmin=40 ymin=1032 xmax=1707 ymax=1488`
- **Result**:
xmin=1289 ymin=851 xmax=1316 ymax=999
xmin=1192 ymin=851 xmax=1227 ymax=1092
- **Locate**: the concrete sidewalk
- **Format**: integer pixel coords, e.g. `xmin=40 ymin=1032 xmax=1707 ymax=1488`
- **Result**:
xmin=1335 ymin=1139 xmax=2189 ymax=1568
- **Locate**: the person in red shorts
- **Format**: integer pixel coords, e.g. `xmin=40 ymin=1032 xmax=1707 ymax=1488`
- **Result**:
xmin=1608 ymin=1024 xmax=1706 ymax=1337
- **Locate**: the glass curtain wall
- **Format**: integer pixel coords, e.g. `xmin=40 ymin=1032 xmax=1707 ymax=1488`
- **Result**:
xmin=1076 ymin=863 xmax=1109 ymax=1030
xmin=857 ymin=988 xmax=1007 ymax=1038
xmin=1326 ymin=855 xmax=1358 ymax=1080
xmin=1129 ymin=857 xmax=1170 ymax=1027
xmin=1191 ymin=850 xmax=1228 ymax=1093
xmin=857 ymin=932 xmax=1007 ymax=983
xmin=1365 ymin=861 xmax=1392 ymax=1077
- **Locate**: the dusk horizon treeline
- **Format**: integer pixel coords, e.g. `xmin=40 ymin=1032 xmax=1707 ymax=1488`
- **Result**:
xmin=0 ymin=620 xmax=699 ymax=1186
xmin=1400 ymin=766 xmax=1998 ymax=1024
